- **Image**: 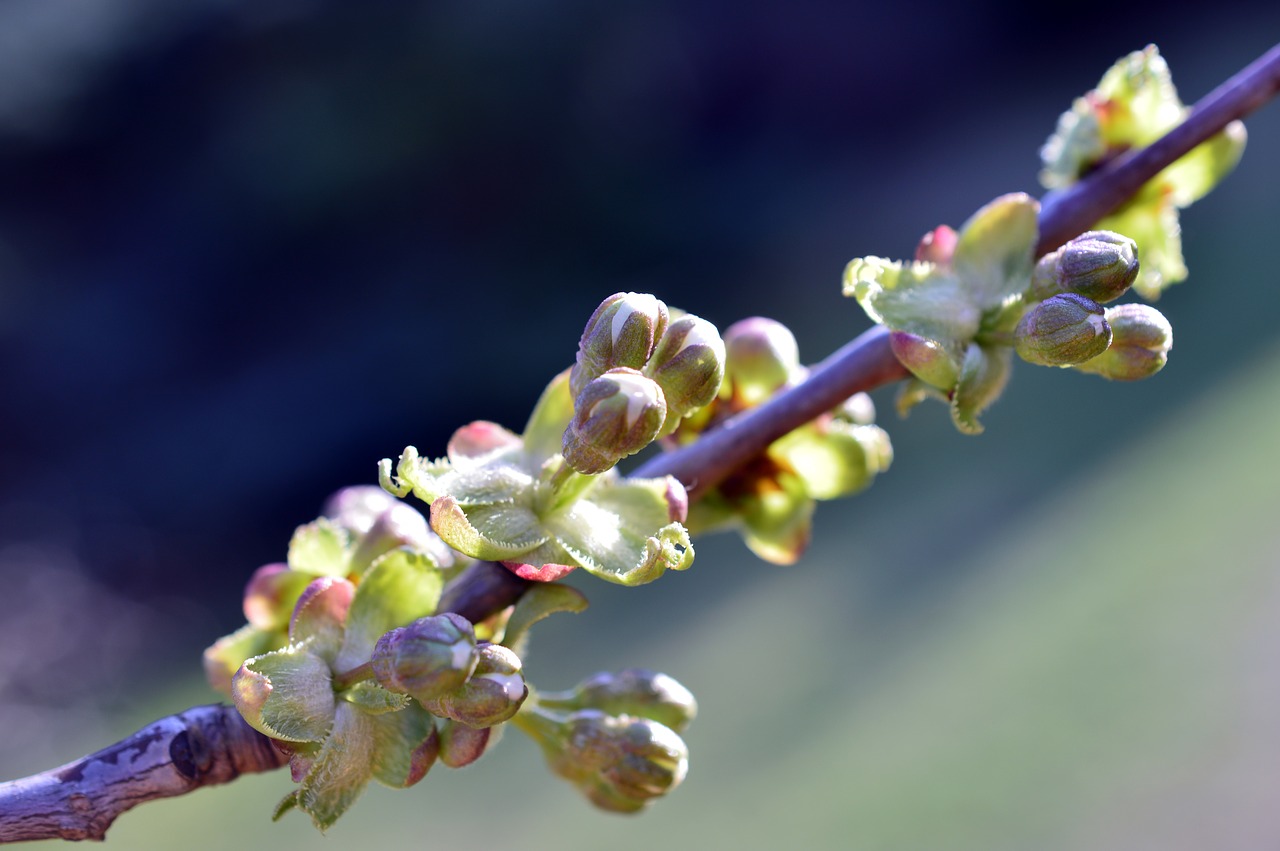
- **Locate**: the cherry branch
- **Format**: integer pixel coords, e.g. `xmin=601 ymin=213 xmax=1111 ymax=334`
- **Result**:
xmin=1 ymin=40 xmax=1276 ymax=845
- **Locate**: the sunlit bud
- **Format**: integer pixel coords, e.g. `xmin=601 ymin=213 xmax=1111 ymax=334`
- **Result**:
xmin=348 ymin=500 xmax=454 ymax=574
xmin=914 ymin=224 xmax=958 ymax=265
xmin=421 ymin=643 xmax=527 ymax=728
xmin=322 ymin=485 xmax=399 ymax=536
xmin=372 ymin=613 xmax=479 ymax=703
xmin=837 ymin=391 xmax=876 ymax=426
xmin=571 ymin=292 xmax=670 ymax=398
xmin=536 ymin=669 xmax=697 ymax=734
xmin=1014 ymin=293 xmax=1112 ymax=366
xmin=562 ymin=368 xmax=667 ymax=474
xmin=889 ymin=331 xmax=960 ymax=390
xmin=1030 ymin=231 xmax=1139 ymax=304
xmin=437 ymin=719 xmax=493 ymax=768
xmin=646 ymin=315 xmax=726 ymax=423
xmin=1074 ymin=303 xmax=1173 ymax=381
xmin=534 ymin=709 xmax=689 ymax=813
xmin=723 ymin=317 xmax=801 ymax=406
xmin=242 ymin=563 xmax=310 ymax=631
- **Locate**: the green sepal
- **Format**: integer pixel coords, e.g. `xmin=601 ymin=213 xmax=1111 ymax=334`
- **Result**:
xmin=288 ymin=578 xmax=355 ymax=665
xmin=294 ymin=704 xmax=377 ymax=831
xmin=738 ymin=470 xmax=814 ymax=564
xmin=429 ymin=495 xmax=551 ymax=561
xmin=502 ymin=582 xmax=590 ymax=654
xmin=894 ymin=377 xmax=947 ymax=419
xmin=341 ymin=681 xmax=412 ymax=715
xmin=272 ymin=791 xmax=301 ymax=822
xmin=232 ymin=644 xmax=335 ymax=743
xmin=951 ymin=343 xmax=1012 ymax=435
xmin=287 ymin=519 xmax=352 ymax=577
xmin=203 ymin=623 xmax=279 ymax=697
xmin=368 ymin=701 xmax=439 ymax=788
xmin=845 ymin=257 xmax=978 ymax=348
xmin=521 ymin=369 xmax=576 ymax=465
xmin=546 ymin=477 xmax=693 ymax=586
xmin=950 ymin=193 xmax=1039 ymax=311
xmin=771 ymin=421 xmax=892 ymax=501
xmin=336 ymin=549 xmax=444 ymax=672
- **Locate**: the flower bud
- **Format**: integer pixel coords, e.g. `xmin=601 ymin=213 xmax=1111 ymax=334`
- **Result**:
xmin=348 ymin=500 xmax=454 ymax=574
xmin=537 ymin=668 xmax=697 ymax=733
xmin=1030 ymin=231 xmax=1139 ymax=304
xmin=1014 ymin=293 xmax=1112 ymax=366
xmin=372 ymin=613 xmax=478 ymax=703
xmin=437 ymin=719 xmax=494 ymax=768
xmin=646 ymin=315 xmax=726 ymax=424
xmin=562 ymin=368 xmax=667 ymax=474
xmin=421 ymin=643 xmax=527 ymax=728
xmin=525 ymin=708 xmax=689 ymax=813
xmin=723 ymin=317 xmax=801 ymax=406
xmin=1073 ymin=303 xmax=1173 ymax=381
xmin=889 ymin=331 xmax=960 ymax=390
xmin=571 ymin=293 xmax=670 ymax=398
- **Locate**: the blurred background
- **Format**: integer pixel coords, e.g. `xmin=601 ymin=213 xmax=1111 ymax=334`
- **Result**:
xmin=1 ymin=2 xmax=1278 ymax=849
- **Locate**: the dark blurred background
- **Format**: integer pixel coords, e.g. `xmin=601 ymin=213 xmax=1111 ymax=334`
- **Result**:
xmin=2 ymin=3 xmax=1279 ymax=849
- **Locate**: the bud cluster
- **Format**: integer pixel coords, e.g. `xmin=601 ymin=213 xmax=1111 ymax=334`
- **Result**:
xmin=372 ymin=614 xmax=529 ymax=765
xmin=515 ymin=669 xmax=695 ymax=813
xmin=1014 ymin=231 xmax=1172 ymax=380
xmin=564 ymin=293 xmax=726 ymax=474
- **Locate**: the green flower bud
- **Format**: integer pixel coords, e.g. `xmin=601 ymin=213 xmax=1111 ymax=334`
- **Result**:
xmin=537 ymin=668 xmax=697 ymax=734
xmin=1074 ymin=303 xmax=1173 ymax=380
xmin=646 ymin=315 xmax=726 ymax=424
xmin=524 ymin=708 xmax=689 ymax=813
xmin=571 ymin=292 xmax=670 ymax=398
xmin=1014 ymin=293 xmax=1112 ymax=366
xmin=421 ymin=643 xmax=527 ymax=728
xmin=562 ymin=368 xmax=667 ymax=474
xmin=372 ymin=613 xmax=479 ymax=703
xmin=1030 ymin=231 xmax=1139 ymax=304
xmin=723 ymin=317 xmax=801 ymax=406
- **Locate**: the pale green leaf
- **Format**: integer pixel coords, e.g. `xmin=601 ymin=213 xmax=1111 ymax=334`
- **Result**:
xmin=287 ymin=519 xmax=351 ymax=577
xmin=502 ymin=582 xmax=590 ymax=653
xmin=844 ymin=256 xmax=980 ymax=346
xmin=521 ymin=369 xmax=576 ymax=464
xmin=369 ymin=701 xmax=439 ymax=788
xmin=336 ymin=549 xmax=444 ymax=671
xmin=297 ymin=704 xmax=377 ymax=831
xmin=951 ymin=193 xmax=1039 ymax=311
xmin=428 ymin=496 xmax=548 ymax=561
xmin=951 ymin=343 xmax=1013 ymax=435
xmin=233 ymin=645 xmax=335 ymax=743
xmin=341 ymin=681 xmax=412 ymax=715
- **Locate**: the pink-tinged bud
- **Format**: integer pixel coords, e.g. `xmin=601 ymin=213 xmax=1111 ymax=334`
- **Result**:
xmin=914 ymin=225 xmax=958 ymax=265
xmin=562 ymin=368 xmax=667 ymax=474
xmin=889 ymin=331 xmax=960 ymax=390
xmin=421 ymin=643 xmax=527 ymax=728
xmin=243 ymin=563 xmax=307 ymax=630
xmin=1074 ymin=303 xmax=1173 ymax=381
xmin=1014 ymin=293 xmax=1112 ymax=366
xmin=372 ymin=613 xmax=479 ymax=703
xmin=571 ymin=292 xmax=670 ymax=398
xmin=1030 ymin=231 xmax=1139 ymax=304
xmin=437 ymin=719 xmax=493 ymax=768
xmin=723 ymin=317 xmax=801 ymax=406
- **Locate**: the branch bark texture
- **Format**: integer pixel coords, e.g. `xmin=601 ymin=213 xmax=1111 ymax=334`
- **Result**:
xmin=0 ymin=705 xmax=286 ymax=843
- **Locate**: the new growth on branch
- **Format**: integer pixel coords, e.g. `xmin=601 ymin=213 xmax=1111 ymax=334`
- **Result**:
xmin=1 ymin=41 xmax=1277 ymax=845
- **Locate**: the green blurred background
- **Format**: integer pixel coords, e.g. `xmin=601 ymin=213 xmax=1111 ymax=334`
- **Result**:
xmin=1 ymin=2 xmax=1278 ymax=849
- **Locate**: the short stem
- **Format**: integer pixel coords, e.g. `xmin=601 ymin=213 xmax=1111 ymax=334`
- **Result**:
xmin=333 ymin=661 xmax=375 ymax=691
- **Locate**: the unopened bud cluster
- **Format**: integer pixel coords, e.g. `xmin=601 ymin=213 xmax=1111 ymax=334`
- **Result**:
xmin=516 ymin=668 xmax=695 ymax=813
xmin=564 ymin=293 xmax=726 ymax=473
xmin=1015 ymin=231 xmax=1171 ymax=380
xmin=373 ymin=614 xmax=528 ymax=767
